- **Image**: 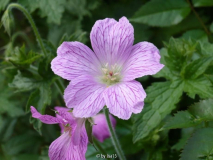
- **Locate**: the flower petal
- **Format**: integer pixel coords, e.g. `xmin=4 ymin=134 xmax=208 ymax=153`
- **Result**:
xmin=49 ymin=130 xmax=88 ymax=160
xmin=54 ymin=107 xmax=74 ymax=133
xmin=92 ymin=114 xmax=116 ymax=142
xmin=72 ymin=118 xmax=86 ymax=145
xmin=30 ymin=106 xmax=62 ymax=124
xmin=51 ymin=42 xmax=100 ymax=81
xmin=123 ymin=42 xmax=164 ymax=81
xmin=103 ymin=81 xmax=146 ymax=119
xmin=90 ymin=17 xmax=134 ymax=64
xmin=64 ymin=75 xmax=105 ymax=118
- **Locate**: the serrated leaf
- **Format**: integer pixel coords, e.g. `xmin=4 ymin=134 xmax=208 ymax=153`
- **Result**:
xmin=18 ymin=0 xmax=66 ymax=24
xmin=180 ymin=128 xmax=213 ymax=160
xmin=132 ymin=80 xmax=184 ymax=143
xmin=164 ymin=111 xmax=201 ymax=129
xmin=154 ymin=48 xmax=179 ymax=80
xmin=130 ymin=0 xmax=191 ymax=27
xmin=188 ymin=99 xmax=213 ymax=120
xmin=197 ymin=41 xmax=213 ymax=56
xmin=192 ymin=0 xmax=213 ymax=7
xmin=0 ymin=0 xmax=9 ymax=12
xmin=184 ymin=77 xmax=213 ymax=99
xmin=181 ymin=57 xmax=213 ymax=79
xmin=163 ymin=38 xmax=197 ymax=75
xmin=172 ymin=128 xmax=195 ymax=150
xmin=6 ymin=45 xmax=42 ymax=67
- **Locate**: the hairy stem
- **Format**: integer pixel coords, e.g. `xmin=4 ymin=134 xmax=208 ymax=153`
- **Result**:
xmin=6 ymin=3 xmax=47 ymax=56
xmin=104 ymin=107 xmax=126 ymax=160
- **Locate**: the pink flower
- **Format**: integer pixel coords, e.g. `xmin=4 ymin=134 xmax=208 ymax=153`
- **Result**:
xmin=51 ymin=17 xmax=164 ymax=119
xmin=30 ymin=106 xmax=88 ymax=160
xmin=56 ymin=108 xmax=116 ymax=143
xmin=92 ymin=113 xmax=116 ymax=142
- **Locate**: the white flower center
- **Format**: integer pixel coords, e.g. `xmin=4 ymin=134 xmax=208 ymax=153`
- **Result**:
xmin=101 ymin=63 xmax=121 ymax=85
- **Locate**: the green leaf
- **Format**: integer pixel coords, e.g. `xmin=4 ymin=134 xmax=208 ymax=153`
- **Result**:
xmin=181 ymin=57 xmax=213 ymax=79
xmin=181 ymin=29 xmax=208 ymax=43
xmin=164 ymin=111 xmax=201 ymax=129
xmin=0 ymin=0 xmax=9 ymax=12
xmin=192 ymin=0 xmax=213 ymax=7
xmin=197 ymin=41 xmax=213 ymax=56
xmin=58 ymin=31 xmax=88 ymax=46
xmin=154 ymin=48 xmax=179 ymax=80
xmin=18 ymin=0 xmax=66 ymax=24
xmin=164 ymin=99 xmax=213 ymax=130
xmin=26 ymin=83 xmax=51 ymax=113
xmin=172 ymin=128 xmax=195 ymax=150
xmin=130 ymin=0 xmax=190 ymax=27
xmin=163 ymin=38 xmax=197 ymax=75
xmin=0 ymin=89 xmax=24 ymax=117
xmin=180 ymin=128 xmax=213 ymax=160
xmin=9 ymin=71 xmax=39 ymax=92
xmin=1 ymin=8 xmax=14 ymax=36
xmin=132 ymin=80 xmax=184 ymax=143
xmin=184 ymin=77 xmax=213 ymax=98
xmin=6 ymin=45 xmax=42 ymax=67
xmin=2 ymin=132 xmax=40 ymax=156
xmin=1 ymin=119 xmax=17 ymax=142
xmin=85 ymin=119 xmax=93 ymax=144
xmin=26 ymin=83 xmax=51 ymax=134
xmin=11 ymin=154 xmax=40 ymax=160
xmin=188 ymin=99 xmax=213 ymax=120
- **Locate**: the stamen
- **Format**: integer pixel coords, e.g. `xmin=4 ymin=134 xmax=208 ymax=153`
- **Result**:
xmin=111 ymin=77 xmax=116 ymax=81
xmin=102 ymin=68 xmax=108 ymax=74
xmin=100 ymin=63 xmax=121 ymax=85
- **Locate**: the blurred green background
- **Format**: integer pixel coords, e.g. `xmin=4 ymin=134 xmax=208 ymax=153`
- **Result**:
xmin=1 ymin=0 xmax=213 ymax=160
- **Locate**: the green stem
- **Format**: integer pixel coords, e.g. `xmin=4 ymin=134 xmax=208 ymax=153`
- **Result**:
xmin=6 ymin=3 xmax=47 ymax=56
xmin=186 ymin=0 xmax=213 ymax=41
xmin=104 ymin=108 xmax=126 ymax=160
xmin=6 ymin=3 xmax=66 ymax=98
xmin=54 ymin=79 xmax=65 ymax=97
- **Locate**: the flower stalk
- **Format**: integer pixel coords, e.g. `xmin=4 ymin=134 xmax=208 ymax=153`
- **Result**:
xmin=5 ymin=3 xmax=65 ymax=96
xmin=6 ymin=3 xmax=47 ymax=56
xmin=104 ymin=107 xmax=126 ymax=160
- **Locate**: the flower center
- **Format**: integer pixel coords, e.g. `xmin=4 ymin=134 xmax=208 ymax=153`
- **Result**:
xmin=101 ymin=63 xmax=121 ymax=86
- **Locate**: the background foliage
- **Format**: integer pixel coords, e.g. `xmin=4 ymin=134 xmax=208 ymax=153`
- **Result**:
xmin=0 ymin=0 xmax=213 ymax=159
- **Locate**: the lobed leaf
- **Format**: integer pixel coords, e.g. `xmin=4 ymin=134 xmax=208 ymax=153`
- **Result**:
xmin=18 ymin=0 xmax=66 ymax=24
xmin=164 ymin=111 xmax=201 ymax=130
xmin=181 ymin=57 xmax=213 ymax=79
xmin=132 ymin=80 xmax=184 ymax=143
xmin=180 ymin=128 xmax=213 ymax=160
